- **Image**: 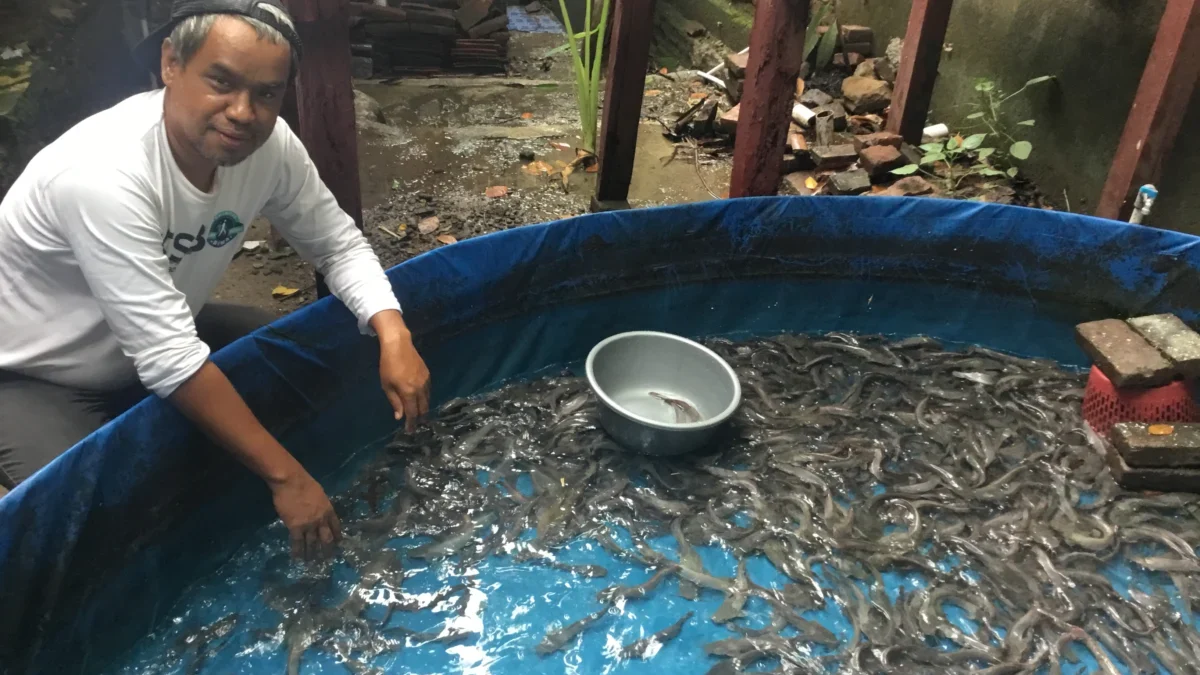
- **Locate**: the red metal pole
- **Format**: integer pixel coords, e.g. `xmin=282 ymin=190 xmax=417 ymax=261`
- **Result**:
xmin=593 ymin=0 xmax=658 ymax=211
xmin=1096 ymin=0 xmax=1200 ymax=221
xmin=727 ymin=0 xmax=808 ymax=198
xmin=283 ymin=0 xmax=362 ymax=297
xmin=884 ymin=0 xmax=954 ymax=145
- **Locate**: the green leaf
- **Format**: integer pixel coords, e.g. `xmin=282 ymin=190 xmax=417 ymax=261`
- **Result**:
xmin=1017 ymin=119 xmax=1036 ymax=127
xmin=391 ymin=179 xmax=400 ymax=190
xmin=803 ymin=4 xmax=831 ymax=60
xmin=815 ymin=18 xmax=839 ymax=68
xmin=963 ymin=133 xmax=987 ymax=150
xmin=1007 ymin=167 xmax=1020 ymax=178
xmin=946 ymin=137 xmax=961 ymax=151
xmin=921 ymin=152 xmax=945 ymax=166
xmin=1009 ymin=141 xmax=1033 ymax=160
xmin=974 ymin=80 xmax=995 ymax=93
xmin=920 ymin=142 xmax=945 ymax=153
xmin=891 ymin=164 xmax=920 ymax=176
xmin=1024 ymin=75 xmax=1055 ymax=87
xmin=966 ymin=112 xmax=986 ymax=120
xmin=980 ymin=168 xmax=1006 ymax=177
xmin=977 ymin=148 xmax=996 ymax=160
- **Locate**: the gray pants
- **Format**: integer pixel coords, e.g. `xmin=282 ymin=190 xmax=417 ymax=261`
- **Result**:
xmin=0 ymin=303 xmax=275 ymax=489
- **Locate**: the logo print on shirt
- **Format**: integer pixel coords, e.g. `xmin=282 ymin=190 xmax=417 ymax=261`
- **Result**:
xmin=162 ymin=211 xmax=245 ymax=273
xmin=206 ymin=211 xmax=245 ymax=248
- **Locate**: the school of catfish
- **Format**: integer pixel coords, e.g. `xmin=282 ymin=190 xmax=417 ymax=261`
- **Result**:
xmin=176 ymin=332 xmax=1200 ymax=674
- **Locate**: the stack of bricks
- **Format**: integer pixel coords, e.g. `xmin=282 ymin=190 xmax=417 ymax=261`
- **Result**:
xmin=348 ymin=0 xmax=509 ymax=77
xmin=1108 ymin=423 xmax=1200 ymax=492
xmin=1075 ymin=313 xmax=1200 ymax=492
xmin=816 ymin=24 xmax=875 ymax=68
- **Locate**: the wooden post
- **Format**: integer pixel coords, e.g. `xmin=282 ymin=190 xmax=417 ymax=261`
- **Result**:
xmin=592 ymin=0 xmax=657 ymax=212
xmin=885 ymin=0 xmax=954 ymax=145
xmin=1096 ymin=0 xmax=1200 ymax=221
xmin=283 ymin=0 xmax=362 ymax=298
xmin=727 ymin=0 xmax=808 ymax=198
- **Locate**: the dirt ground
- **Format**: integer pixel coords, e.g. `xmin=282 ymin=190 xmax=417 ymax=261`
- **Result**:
xmin=212 ymin=29 xmax=1052 ymax=319
xmin=214 ymin=32 xmax=735 ymax=316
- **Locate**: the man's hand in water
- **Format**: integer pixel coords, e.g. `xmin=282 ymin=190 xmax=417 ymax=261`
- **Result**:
xmin=169 ymin=361 xmax=343 ymax=560
xmin=372 ymin=310 xmax=431 ymax=432
xmin=271 ymin=469 xmax=342 ymax=560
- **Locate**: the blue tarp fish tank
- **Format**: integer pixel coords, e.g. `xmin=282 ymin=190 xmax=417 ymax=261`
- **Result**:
xmin=2 ymin=196 xmax=1199 ymax=674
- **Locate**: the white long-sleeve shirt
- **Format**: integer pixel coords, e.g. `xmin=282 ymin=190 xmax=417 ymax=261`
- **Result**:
xmin=0 ymin=89 xmax=401 ymax=398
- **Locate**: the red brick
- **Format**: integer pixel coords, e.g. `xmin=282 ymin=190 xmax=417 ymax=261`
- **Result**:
xmin=853 ymin=131 xmax=904 ymax=152
xmin=725 ymin=51 xmax=750 ymax=79
xmin=716 ymin=104 xmax=740 ymax=135
xmin=858 ymin=145 xmax=904 ymax=177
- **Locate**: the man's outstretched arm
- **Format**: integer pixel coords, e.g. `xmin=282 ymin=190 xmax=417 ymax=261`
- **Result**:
xmin=170 ymin=361 xmax=340 ymax=559
xmin=262 ymin=120 xmax=431 ymax=428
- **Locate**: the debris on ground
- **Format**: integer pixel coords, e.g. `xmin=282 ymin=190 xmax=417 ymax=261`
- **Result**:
xmin=830 ymin=169 xmax=871 ymax=195
xmin=841 ymin=76 xmax=892 ymax=115
xmin=812 ymin=144 xmax=857 ymax=171
xmin=852 ymin=131 xmax=903 ymax=151
xmin=784 ymin=171 xmax=817 ymax=196
xmin=714 ymin=27 xmax=1050 ymax=206
xmin=858 ymin=145 xmax=904 ymax=178
xmin=211 ymin=24 xmax=1054 ymax=315
xmin=418 ymin=216 xmax=440 ymax=234
xmin=872 ymin=175 xmax=937 ymax=197
xmin=715 ymin=104 xmax=739 ymax=135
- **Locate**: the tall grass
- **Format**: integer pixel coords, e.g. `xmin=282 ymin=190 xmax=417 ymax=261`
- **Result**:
xmin=556 ymin=0 xmax=611 ymax=153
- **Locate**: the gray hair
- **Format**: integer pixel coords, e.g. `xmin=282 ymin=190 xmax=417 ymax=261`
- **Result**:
xmin=165 ymin=4 xmax=295 ymax=67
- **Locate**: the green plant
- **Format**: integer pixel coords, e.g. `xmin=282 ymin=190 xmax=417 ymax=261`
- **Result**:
xmin=965 ymin=75 xmax=1054 ymax=165
xmin=892 ymin=133 xmax=1006 ymax=190
xmin=804 ymin=0 xmax=839 ymax=71
xmin=891 ymin=74 xmax=1055 ymax=188
xmin=557 ymin=0 xmax=611 ymax=154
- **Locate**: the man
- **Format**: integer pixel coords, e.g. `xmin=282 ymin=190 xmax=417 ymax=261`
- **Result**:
xmin=0 ymin=0 xmax=431 ymax=560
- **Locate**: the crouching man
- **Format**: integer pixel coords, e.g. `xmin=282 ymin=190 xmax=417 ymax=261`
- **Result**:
xmin=0 ymin=0 xmax=429 ymax=559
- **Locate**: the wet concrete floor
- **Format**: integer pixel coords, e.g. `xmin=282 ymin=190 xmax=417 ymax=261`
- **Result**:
xmin=213 ymin=32 xmax=732 ymax=314
xmin=354 ymin=76 xmax=730 ymax=211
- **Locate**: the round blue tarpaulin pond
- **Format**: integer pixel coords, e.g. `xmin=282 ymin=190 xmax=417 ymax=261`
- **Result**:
xmin=1 ymin=196 xmax=1199 ymax=675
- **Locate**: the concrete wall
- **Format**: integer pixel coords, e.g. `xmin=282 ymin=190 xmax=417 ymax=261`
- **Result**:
xmin=674 ymin=0 xmax=1200 ymax=233
xmin=834 ymin=0 xmax=1199 ymax=233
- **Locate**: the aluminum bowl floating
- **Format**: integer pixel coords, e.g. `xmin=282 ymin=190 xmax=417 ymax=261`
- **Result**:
xmin=585 ymin=331 xmax=742 ymax=456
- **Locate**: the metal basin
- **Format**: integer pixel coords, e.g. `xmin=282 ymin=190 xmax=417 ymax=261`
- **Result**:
xmin=585 ymin=331 xmax=742 ymax=456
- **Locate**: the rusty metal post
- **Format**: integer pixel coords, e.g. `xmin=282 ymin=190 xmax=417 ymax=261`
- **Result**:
xmin=593 ymin=0 xmax=657 ymax=212
xmin=885 ymin=0 xmax=954 ymax=145
xmin=283 ymin=0 xmax=361 ymax=297
xmin=727 ymin=0 xmax=808 ymax=198
xmin=1096 ymin=0 xmax=1200 ymax=221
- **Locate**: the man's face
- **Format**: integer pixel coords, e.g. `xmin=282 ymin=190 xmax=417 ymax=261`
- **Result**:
xmin=161 ymin=16 xmax=290 ymax=168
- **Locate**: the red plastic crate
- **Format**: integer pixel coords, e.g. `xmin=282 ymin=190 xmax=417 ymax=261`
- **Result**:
xmin=1082 ymin=365 xmax=1200 ymax=438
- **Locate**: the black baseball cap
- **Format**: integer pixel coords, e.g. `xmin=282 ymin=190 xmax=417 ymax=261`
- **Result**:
xmin=132 ymin=0 xmax=304 ymax=71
